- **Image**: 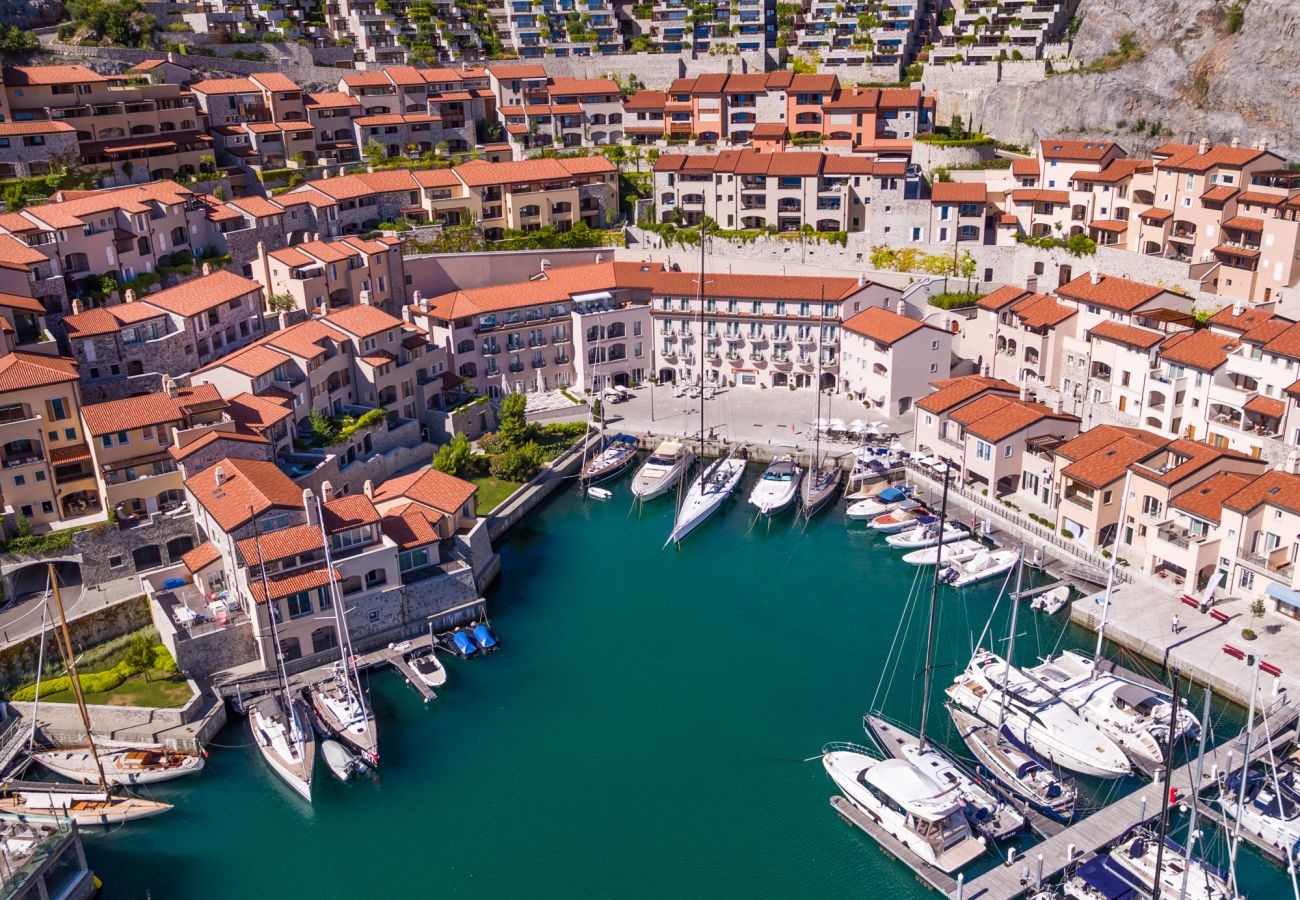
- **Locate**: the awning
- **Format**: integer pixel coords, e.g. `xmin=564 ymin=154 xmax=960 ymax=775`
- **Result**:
xmin=1266 ymin=583 xmax=1300 ymax=609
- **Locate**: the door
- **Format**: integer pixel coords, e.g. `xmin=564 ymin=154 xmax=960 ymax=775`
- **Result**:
xmin=1117 ymin=395 xmax=1126 ymax=413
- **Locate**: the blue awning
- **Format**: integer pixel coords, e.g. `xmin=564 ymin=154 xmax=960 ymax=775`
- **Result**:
xmin=1266 ymin=583 xmax=1300 ymax=609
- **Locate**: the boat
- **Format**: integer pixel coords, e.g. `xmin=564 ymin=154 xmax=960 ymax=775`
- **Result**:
xmin=821 ymin=744 xmax=987 ymax=873
xmin=587 ymin=486 xmax=612 ymax=500
xmin=580 ymin=433 xmax=639 ymax=485
xmin=1220 ymin=763 xmax=1300 ymax=862
xmin=665 ymin=448 xmax=746 ymax=546
xmin=864 ymin=715 xmax=1024 ymax=841
xmin=1028 ymin=652 xmax=1198 ymax=768
xmin=799 ymin=295 xmax=844 ymax=519
xmin=940 ymin=549 xmax=1019 ymax=587
xmin=946 ymin=649 xmax=1131 ymax=779
xmin=471 ymin=622 xmax=498 ymax=652
xmin=410 ymin=648 xmax=447 ymax=690
xmin=304 ymin=490 xmax=379 ymax=767
xmin=884 ymin=519 xmax=968 ymax=549
xmin=30 ymin=745 xmax=204 ymax=786
xmin=866 ymin=500 xmax=929 ymax=533
xmin=0 ymin=564 xmax=173 ymax=825
xmin=901 ymin=539 xmax=986 ymax=567
xmin=451 ymin=630 xmax=478 ymax=657
xmin=845 ymin=485 xmax=912 ymax=519
xmin=321 ymin=739 xmax=364 ymax=782
xmin=747 ymin=455 xmax=801 ymax=516
xmin=1107 ymin=829 xmax=1234 ymax=900
xmin=947 ymin=706 xmax=1076 ymax=822
xmin=1031 ymin=586 xmax=1070 ymax=614
xmin=249 ymin=693 xmax=315 ymax=802
xmin=631 ymin=440 xmax=694 ymax=500
xmin=1061 ymin=853 xmax=1150 ymax=900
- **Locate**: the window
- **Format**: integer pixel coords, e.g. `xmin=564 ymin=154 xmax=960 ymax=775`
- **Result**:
xmin=12 ymin=475 xmax=23 ymax=487
xmin=109 ymin=555 xmax=123 ymax=568
xmin=399 ymin=547 xmax=430 ymax=572
xmin=1003 ymin=444 xmax=1013 ymax=458
xmin=1240 ymin=568 xmax=1254 ymax=589
xmin=260 ymin=512 xmax=291 ymax=531
xmin=1141 ymin=496 xmax=1162 ymax=518
xmin=286 ymin=590 xmax=314 ymax=619
xmin=365 ymin=568 xmax=386 ymax=587
xmin=976 ymin=440 xmax=992 ymax=461
xmin=48 ymin=398 xmax=68 ymax=421
xmin=40 ymin=501 xmax=53 ymax=515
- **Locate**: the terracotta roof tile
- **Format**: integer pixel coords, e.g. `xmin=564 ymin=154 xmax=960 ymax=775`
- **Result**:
xmin=0 ymin=292 xmax=47 ymax=314
xmin=1062 ymin=435 xmax=1167 ymax=488
xmin=1200 ymin=185 xmax=1239 ymax=203
xmin=184 ymin=457 xmax=304 ymax=532
xmin=841 ymin=306 xmax=932 ymax=345
xmin=1244 ymin=394 xmax=1285 ymax=418
xmin=1224 ymin=470 xmax=1300 ymax=517
xmin=1057 ymin=274 xmax=1168 ymax=312
xmin=1240 ymin=318 xmax=1291 ymax=346
xmin=322 ymin=493 xmax=380 ymax=532
xmin=1156 ymin=143 xmax=1267 ymax=172
xmin=1055 ymin=424 xmax=1165 ymax=462
xmin=325 ymin=305 xmax=403 ymax=338
xmin=181 ymin=540 xmax=221 ymax=573
xmin=248 ymin=565 xmax=339 ymax=604
xmin=3 ymin=65 xmax=107 ymax=86
xmin=917 ymin=375 xmax=1018 ymax=413
xmin=227 ymin=392 xmax=292 ymax=434
xmin=653 ymin=271 xmax=863 ymax=302
xmin=189 ymin=77 xmax=258 ymax=95
xmin=1089 ymin=320 xmax=1164 ymax=349
xmin=1159 ymin=329 xmax=1239 ymax=371
xmin=169 ymin=429 xmax=268 ymax=461
xmin=1009 ymin=189 xmax=1069 ymax=204
xmin=1223 ymin=216 xmax=1264 ymax=232
xmin=373 ymin=466 xmax=476 ymax=514
xmin=142 ymin=270 xmax=261 ymax=318
xmin=1011 ymin=157 xmax=1040 ymax=176
xmin=82 ymin=384 xmax=223 ymax=437
xmin=977 ymin=285 xmax=1031 ymax=311
xmin=1040 ymin=139 xmax=1119 ymax=161
xmin=379 ymin=502 xmax=444 ymax=550
xmin=1208 ymin=304 xmax=1276 ymax=333
xmin=961 ymin=398 xmax=1076 ymax=443
xmin=930 ymin=182 xmax=987 ymax=204
xmin=1012 ymin=293 xmax=1075 ymax=329
xmin=235 ymin=522 xmax=322 ymax=566
xmin=1171 ymin=472 xmax=1256 ymax=524
xmin=0 ymin=352 xmax=77 ymax=393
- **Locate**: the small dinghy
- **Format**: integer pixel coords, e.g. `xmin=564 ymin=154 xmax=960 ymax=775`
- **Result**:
xmin=1031 ymin=586 xmax=1070 ymax=614
xmin=941 ymin=549 xmax=1019 ymax=587
xmin=471 ymin=622 xmax=498 ymax=652
xmin=321 ymin=740 xmax=364 ymax=782
xmin=885 ymin=519 xmax=968 ymax=549
xmin=587 ymin=486 xmax=612 ymax=500
xmin=410 ymin=649 xmax=447 ymax=691
xmin=845 ymin=485 xmax=911 ymax=520
xmin=901 ymin=538 xmax=986 ymax=567
xmin=866 ymin=500 xmax=928 ymax=533
xmin=451 ymin=630 xmax=478 ymax=657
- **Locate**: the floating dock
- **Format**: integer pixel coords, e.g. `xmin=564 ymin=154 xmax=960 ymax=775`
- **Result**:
xmin=830 ymin=795 xmax=959 ymax=895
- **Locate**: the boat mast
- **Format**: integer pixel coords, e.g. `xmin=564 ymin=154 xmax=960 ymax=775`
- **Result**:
xmin=1227 ymin=657 xmax=1261 ymax=898
xmin=49 ymin=563 xmax=109 ymax=793
xmin=999 ymin=546 xmax=1026 ymax=731
xmin=1150 ymin=669 xmax=1181 ymax=900
xmin=250 ymin=507 xmax=298 ymax=735
xmin=696 ymin=226 xmax=706 ymax=462
xmin=1092 ymin=468 xmax=1133 ymax=675
xmin=917 ymin=468 xmax=949 ymax=749
xmin=812 ymin=286 xmax=824 ymax=478
xmin=1178 ymin=688 xmax=1212 ymax=900
xmin=314 ymin=493 xmax=364 ymax=708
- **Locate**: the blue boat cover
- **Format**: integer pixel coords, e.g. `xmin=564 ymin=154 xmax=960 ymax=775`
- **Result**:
xmin=452 ymin=631 xmax=477 ymax=655
xmin=878 ymin=487 xmax=906 ymax=503
xmin=472 ymin=623 xmax=498 ymax=649
xmin=1073 ymin=855 xmax=1142 ymax=900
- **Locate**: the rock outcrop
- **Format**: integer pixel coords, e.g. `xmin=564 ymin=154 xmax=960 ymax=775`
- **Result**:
xmin=940 ymin=0 xmax=1300 ymax=158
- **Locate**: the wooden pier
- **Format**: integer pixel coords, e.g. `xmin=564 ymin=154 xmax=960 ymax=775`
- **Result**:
xmin=830 ymin=795 xmax=959 ymax=894
xmin=358 ymin=635 xmax=439 ymax=702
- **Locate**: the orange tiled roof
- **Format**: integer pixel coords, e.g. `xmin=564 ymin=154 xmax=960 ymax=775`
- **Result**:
xmin=962 ymin=397 xmax=1076 ymax=443
xmin=81 ymin=384 xmax=223 ymax=437
xmin=1089 ymin=320 xmax=1164 ymax=349
xmin=227 ymin=392 xmax=292 ymax=434
xmin=1244 ymin=394 xmax=1285 ymax=418
xmin=380 ymin=502 xmax=444 ymax=550
xmin=1012 ymin=293 xmax=1075 ymax=329
xmin=0 ymin=292 xmax=48 ymax=314
xmin=3 ymin=65 xmax=107 ymax=86
xmin=841 ymin=306 xmax=933 ymax=345
xmin=0 ymin=121 xmax=76 ymax=136
xmin=1062 ymin=434 xmax=1168 ymax=488
xmin=181 ymin=540 xmax=221 ymax=573
xmin=1159 ymin=329 xmax=1239 ymax=371
xmin=248 ymin=565 xmax=339 ymax=604
xmin=1171 ymin=472 xmax=1256 ymax=523
xmin=916 ymin=375 xmax=1018 ymax=413
xmin=1155 ymin=143 xmax=1267 ymax=172
xmin=189 ymin=77 xmax=258 ymax=95
xmin=184 ymin=457 xmax=303 ymax=532
xmin=1208 ymin=304 xmax=1277 ymax=333
xmin=168 ymin=428 xmax=268 ymax=461
xmin=0 ymin=352 xmax=78 ymax=393
xmin=1223 ymin=216 xmax=1264 ymax=232
xmin=1057 ymin=273 xmax=1168 ymax=312
xmin=235 ymin=522 xmax=322 ymax=566
xmin=1040 ymin=139 xmax=1118 ymax=161
xmin=1200 ymin=185 xmax=1239 ymax=203
xmin=131 ymin=270 xmax=260 ymax=318
xmin=325 ymin=304 xmax=403 ymax=339
xmin=1054 ymin=424 xmax=1164 ymax=462
xmin=322 ymin=493 xmax=380 ymax=532
xmin=930 ymin=182 xmax=987 ymax=204
xmin=1224 ymin=470 xmax=1300 ymax=517
xmin=373 ymin=466 xmax=476 ymax=515
xmin=977 ymin=285 xmax=1031 ymax=311
xmin=1009 ymin=189 xmax=1069 ymax=204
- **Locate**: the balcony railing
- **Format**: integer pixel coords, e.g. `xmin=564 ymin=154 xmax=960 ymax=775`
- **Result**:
xmin=1156 ymin=524 xmax=1191 ymax=549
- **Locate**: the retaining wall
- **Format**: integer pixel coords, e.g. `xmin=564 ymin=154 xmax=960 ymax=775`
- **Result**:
xmin=486 ymin=433 xmax=598 ymax=541
xmin=0 ymin=599 xmax=153 ymax=694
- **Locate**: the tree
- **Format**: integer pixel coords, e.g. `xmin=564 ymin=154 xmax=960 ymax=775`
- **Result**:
xmin=308 ymin=409 xmax=336 ymax=446
xmin=363 ymin=138 xmax=386 ymax=167
xmin=0 ymin=25 xmax=38 ymax=53
xmin=267 ymin=292 xmax=296 ymax=313
xmin=869 ymin=245 xmax=899 ymax=271
xmin=497 ymin=392 xmax=529 ymax=448
xmin=956 ymin=251 xmax=977 ymax=291
xmin=1250 ymin=598 xmax=1267 ymax=622
xmin=432 ymin=432 xmax=473 ymax=476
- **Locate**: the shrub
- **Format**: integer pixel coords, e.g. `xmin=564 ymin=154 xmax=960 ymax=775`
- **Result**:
xmin=1241 ymin=628 xmax=1257 ymax=641
xmin=1060 ymin=529 xmax=1074 ymax=539
xmin=476 ymin=432 xmax=506 ymax=455
xmin=10 ymin=642 xmax=175 ymax=701
xmin=928 ymin=291 xmax=982 ymax=310
xmin=432 ymin=432 xmax=473 ymax=477
xmin=489 ymin=442 xmax=543 ymax=481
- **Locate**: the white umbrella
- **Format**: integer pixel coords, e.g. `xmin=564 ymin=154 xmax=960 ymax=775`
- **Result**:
xmin=867 ymin=420 xmax=888 ymax=429
xmin=863 ymin=424 xmax=884 ymax=438
xmin=931 ymin=463 xmax=949 ymax=474
xmin=918 ymin=455 xmax=938 ymax=467
xmin=889 ymin=440 xmax=908 ymax=453
xmin=814 ymin=417 xmax=831 ymax=431
xmin=848 ymin=419 xmax=867 ymax=434
xmin=829 ymin=418 xmax=848 ymax=433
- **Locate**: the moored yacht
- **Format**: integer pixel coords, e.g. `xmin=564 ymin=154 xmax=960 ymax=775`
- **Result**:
xmin=946 ymin=649 xmax=1131 ymax=779
xmin=1219 ymin=762 xmax=1300 ymax=862
xmin=867 ymin=500 xmax=929 ymax=533
xmin=1108 ymin=829 xmax=1235 ymax=900
xmin=665 ymin=449 xmax=746 ymax=546
xmin=0 ymin=784 xmax=171 ymax=826
xmin=822 ymin=743 xmax=987 ymax=873
xmin=940 ymin=549 xmax=1019 ymax=587
xmin=581 ymin=433 xmax=639 ymax=485
xmin=901 ymin=539 xmax=986 ymax=567
xmin=747 ymin=455 xmax=801 ymax=516
xmin=306 ymin=663 xmax=378 ymax=766
xmin=631 ymin=440 xmax=694 ymax=500
xmin=947 ymin=705 xmax=1076 ymax=822
xmin=250 ymin=693 xmax=315 ymax=802
xmin=30 ymin=744 xmax=204 ymax=786
xmin=885 ymin=519 xmax=968 ymax=549
xmin=845 ymin=485 xmax=912 ymax=520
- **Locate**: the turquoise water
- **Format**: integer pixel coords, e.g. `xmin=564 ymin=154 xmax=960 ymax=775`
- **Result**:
xmin=89 ymin=466 xmax=1286 ymax=898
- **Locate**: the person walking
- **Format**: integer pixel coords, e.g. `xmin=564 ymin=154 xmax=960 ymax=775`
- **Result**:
xmin=1171 ymin=613 xmax=1180 ymax=634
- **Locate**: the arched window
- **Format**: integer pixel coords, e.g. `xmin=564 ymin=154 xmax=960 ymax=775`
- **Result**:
xmin=311 ymin=626 xmax=338 ymax=654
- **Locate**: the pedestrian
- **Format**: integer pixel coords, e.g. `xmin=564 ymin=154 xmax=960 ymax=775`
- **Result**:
xmin=1171 ymin=613 xmax=1180 ymax=634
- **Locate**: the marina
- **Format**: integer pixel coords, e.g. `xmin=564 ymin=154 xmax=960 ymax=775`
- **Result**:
xmin=74 ymin=464 xmax=1294 ymax=898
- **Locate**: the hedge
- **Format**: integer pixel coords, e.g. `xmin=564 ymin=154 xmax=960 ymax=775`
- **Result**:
xmin=11 ymin=644 xmax=177 ymax=702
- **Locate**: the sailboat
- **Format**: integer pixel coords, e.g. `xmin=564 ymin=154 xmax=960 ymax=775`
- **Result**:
xmin=247 ymin=518 xmax=315 ymax=801
xmin=304 ymin=491 xmax=378 ymax=767
xmin=799 ymin=290 xmax=843 ymax=517
xmin=31 ymin=744 xmax=204 ymax=786
xmin=946 ymin=553 xmax=1077 ymax=822
xmin=580 ymin=433 xmax=639 ymax=485
xmin=665 ymin=232 xmax=746 ymax=547
xmin=631 ymin=440 xmax=694 ymax=500
xmin=0 ymin=565 xmax=172 ymax=825
xmin=747 ymin=455 xmax=801 ymax=516
xmin=861 ymin=472 xmax=1024 ymax=842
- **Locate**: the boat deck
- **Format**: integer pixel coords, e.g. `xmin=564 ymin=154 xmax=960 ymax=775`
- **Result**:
xmin=830 ymin=795 xmax=959 ymax=894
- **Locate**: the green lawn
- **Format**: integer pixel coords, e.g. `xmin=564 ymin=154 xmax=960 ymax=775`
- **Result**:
xmin=471 ymin=475 xmax=524 ymax=513
xmin=41 ymin=670 xmax=192 ymax=709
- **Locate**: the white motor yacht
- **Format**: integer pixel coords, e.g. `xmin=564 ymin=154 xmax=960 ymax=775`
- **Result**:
xmin=947 ymin=705 xmax=1076 ymax=822
xmin=747 ymin=455 xmax=801 ymax=516
xmin=250 ymin=693 xmax=315 ymax=802
xmin=822 ymin=744 xmax=987 ymax=873
xmin=410 ymin=648 xmax=448 ymax=690
xmin=631 ymin=440 xmax=694 ymax=500
xmin=946 ymin=649 xmax=1131 ymax=779
xmin=940 ymin=549 xmax=1019 ymax=587
xmin=1218 ymin=762 xmax=1300 ymax=862
xmin=1027 ymin=651 xmax=1199 ymax=768
xmin=902 ymin=539 xmax=986 ymax=567
xmin=845 ymin=485 xmax=912 ymax=520
xmin=867 ymin=501 xmax=929 ymax=533
xmin=30 ymin=745 xmax=204 ymax=786
xmin=885 ymin=520 xmax=968 ymax=549
xmin=665 ymin=450 xmax=746 ymax=546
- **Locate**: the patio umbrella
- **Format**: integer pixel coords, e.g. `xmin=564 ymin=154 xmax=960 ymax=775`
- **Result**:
xmin=848 ymin=419 xmax=867 ymax=434
xmin=814 ymin=417 xmax=831 ymax=431
xmin=931 ymin=463 xmax=949 ymax=474
xmin=863 ymin=424 xmax=884 ymax=438
xmin=889 ymin=440 xmax=907 ymax=453
xmin=829 ymin=418 xmax=848 ymax=433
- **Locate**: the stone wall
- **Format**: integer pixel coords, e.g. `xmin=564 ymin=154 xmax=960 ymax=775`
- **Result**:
xmin=486 ymin=432 xmax=595 ymax=541
xmin=72 ymin=514 xmax=199 ymax=589
xmin=0 ymin=598 xmax=152 ymax=693
xmin=430 ymin=396 xmax=496 ymax=444
xmin=908 ymin=141 xmax=997 ymax=171
xmin=532 ymin=51 xmax=761 ymax=89
xmin=151 ymin=602 xmax=259 ymax=681
xmin=46 ymin=45 xmax=355 ymax=91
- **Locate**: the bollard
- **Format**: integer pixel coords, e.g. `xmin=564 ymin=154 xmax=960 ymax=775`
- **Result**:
xmin=1006 ymin=848 xmax=1017 ymax=867
xmin=1139 ymin=796 xmax=1147 ymax=821
xmin=1067 ymin=843 xmax=1076 ymax=861
xmin=956 ymin=873 xmax=964 ymax=900
xmin=1037 ymin=853 xmax=1044 ymax=887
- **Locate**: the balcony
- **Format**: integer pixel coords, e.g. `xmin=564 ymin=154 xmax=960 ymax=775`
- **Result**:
xmin=1156 ymin=523 xmax=1191 ymax=549
xmin=1238 ymin=551 xmax=1293 ymax=583
xmin=2 ymin=446 xmax=43 ymax=469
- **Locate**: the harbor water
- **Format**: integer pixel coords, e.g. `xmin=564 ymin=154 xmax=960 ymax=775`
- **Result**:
xmin=89 ymin=465 xmax=1287 ymax=898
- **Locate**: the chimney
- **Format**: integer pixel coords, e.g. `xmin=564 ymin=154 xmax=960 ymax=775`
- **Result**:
xmin=359 ymin=289 xmax=372 ymax=306
xmin=418 ymin=291 xmax=429 ymax=313
xmin=167 ymin=51 xmax=176 ymax=63
xmin=338 ymin=167 xmax=346 ymax=178
xmin=124 ymin=289 xmax=136 ymax=303
xmin=1260 ymin=137 xmax=1270 ymax=152
xmin=70 ymin=298 xmax=82 ymax=315
xmin=540 ymin=258 xmax=551 ymax=272
xmin=1197 ymin=137 xmax=1209 ymax=155
xmin=858 ymin=273 xmax=867 ymax=287
xmin=319 ymin=296 xmax=329 ymax=316
xmin=896 ymin=298 xmax=906 ymax=316
xmin=313 ymin=232 xmax=322 ymax=242
xmin=1053 ymin=395 xmax=1064 ymax=414
xmin=321 ymin=480 xmax=335 ymax=502
xmin=1230 ymin=136 xmax=1241 ymax=148
xmin=201 ymin=262 xmax=212 ymax=276
xmin=213 ymin=465 xmax=226 ymax=486
xmin=1089 ymin=269 xmax=1101 ymax=285
xmin=595 ymin=253 xmax=603 ymax=264
xmin=981 ymin=363 xmax=990 ymax=377
xmin=1288 ymin=451 xmax=1300 ymax=475
xmin=1019 ymin=382 xmax=1029 ymax=401
xmin=163 ymin=375 xmax=178 ymax=399
xmin=303 ymin=488 xmax=316 ymax=524
xmin=363 ymin=479 xmax=374 ymax=499
xmin=1232 ymin=301 xmax=1245 ymax=317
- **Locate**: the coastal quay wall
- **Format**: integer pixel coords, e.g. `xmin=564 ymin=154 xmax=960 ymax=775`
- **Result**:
xmin=486 ymin=433 xmax=600 ymax=542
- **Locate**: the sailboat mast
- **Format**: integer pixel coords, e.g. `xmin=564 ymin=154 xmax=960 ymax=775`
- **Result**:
xmin=250 ymin=508 xmax=295 ymax=708
xmin=1093 ymin=469 xmax=1133 ymax=672
xmin=49 ymin=563 xmax=109 ymax=792
xmin=696 ymin=228 xmax=706 ymax=460
xmin=812 ymin=287 xmax=824 ymax=476
xmin=1228 ymin=658 xmax=1262 ymax=897
xmin=314 ymin=493 xmax=364 ymax=703
xmin=1150 ymin=669 xmax=1181 ymax=900
xmin=1178 ymin=688 xmax=1212 ymax=900
xmin=917 ymin=469 xmax=949 ymax=748
xmin=999 ymin=546 xmax=1026 ymax=731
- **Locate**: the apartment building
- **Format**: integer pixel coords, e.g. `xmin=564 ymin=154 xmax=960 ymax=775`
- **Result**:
xmin=0 ymin=121 xmax=79 ymax=179
xmin=652 ymin=148 xmax=907 ymax=232
xmin=0 ymin=65 xmax=208 ymax=187
xmin=306 ymin=92 xmax=363 ymax=165
xmin=963 ymin=284 xmax=1077 ymax=384
xmin=620 ymin=0 xmax=772 ymax=55
xmin=839 ymin=304 xmax=952 ymax=415
xmin=409 ymin=261 xmax=660 ymax=396
xmin=255 ymin=235 xmax=406 ymax=316
xmin=794 ymin=0 xmax=927 ymax=75
xmin=0 ymin=352 xmax=94 ymax=530
xmin=495 ymin=1 xmax=621 ymax=60
xmin=929 ymin=0 xmax=1072 ymax=66
xmin=339 ymin=67 xmax=491 ymax=154
xmin=487 ymin=68 xmax=623 ymax=152
xmin=652 ymin=271 xmax=900 ymax=391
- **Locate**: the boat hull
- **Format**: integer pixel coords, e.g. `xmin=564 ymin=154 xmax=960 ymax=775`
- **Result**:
xmin=31 ymin=746 xmax=204 ymax=786
xmin=666 ymin=456 xmax=746 ymax=546
xmin=250 ymin=696 xmax=315 ymax=802
xmin=631 ymin=449 xmax=694 ymax=500
xmin=799 ymin=465 xmax=843 ymax=518
xmin=308 ymin=682 xmax=379 ymax=766
xmin=0 ymin=792 xmax=171 ymax=826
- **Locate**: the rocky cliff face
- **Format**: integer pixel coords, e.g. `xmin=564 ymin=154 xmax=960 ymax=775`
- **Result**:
xmin=0 ymin=0 xmax=66 ymax=29
xmin=950 ymin=0 xmax=1300 ymax=158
